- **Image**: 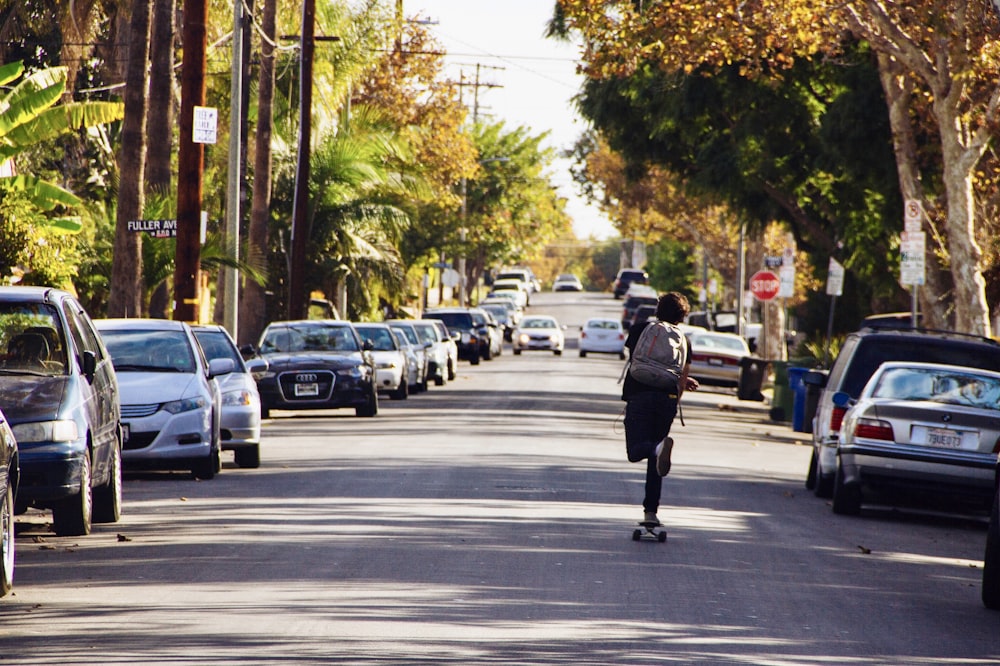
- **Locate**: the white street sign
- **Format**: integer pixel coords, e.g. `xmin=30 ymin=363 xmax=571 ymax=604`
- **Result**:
xmin=900 ymin=231 xmax=925 ymax=286
xmin=904 ymin=198 xmax=922 ymax=232
xmin=778 ymin=264 xmax=795 ymax=298
xmin=193 ymin=106 xmax=218 ymax=144
xmin=826 ymin=258 xmax=844 ymax=297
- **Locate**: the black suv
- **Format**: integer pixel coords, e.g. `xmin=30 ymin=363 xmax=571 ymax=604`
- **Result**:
xmin=423 ymin=308 xmax=494 ymax=365
xmin=0 ymin=287 xmax=123 ymax=536
xmin=805 ymin=328 xmax=1000 ymax=498
xmin=613 ymin=269 xmax=648 ymax=299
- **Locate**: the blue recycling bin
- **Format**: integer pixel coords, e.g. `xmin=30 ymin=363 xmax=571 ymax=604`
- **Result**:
xmin=788 ymin=366 xmax=808 ymax=432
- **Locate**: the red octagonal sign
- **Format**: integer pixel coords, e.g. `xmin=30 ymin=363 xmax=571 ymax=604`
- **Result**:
xmin=749 ymin=270 xmax=780 ymax=301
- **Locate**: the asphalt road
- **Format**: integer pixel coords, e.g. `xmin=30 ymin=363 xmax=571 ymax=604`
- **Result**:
xmin=2 ymin=291 xmax=997 ymax=665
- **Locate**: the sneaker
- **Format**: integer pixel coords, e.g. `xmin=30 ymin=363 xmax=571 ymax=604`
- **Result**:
xmin=656 ymin=436 xmax=674 ymax=476
xmin=643 ymin=511 xmax=660 ymax=525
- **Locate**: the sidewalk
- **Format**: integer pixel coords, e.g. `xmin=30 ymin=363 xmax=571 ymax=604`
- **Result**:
xmin=693 ymin=386 xmax=813 ymax=448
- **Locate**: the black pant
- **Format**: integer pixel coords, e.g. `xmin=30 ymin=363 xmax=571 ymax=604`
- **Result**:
xmin=624 ymin=390 xmax=679 ymax=513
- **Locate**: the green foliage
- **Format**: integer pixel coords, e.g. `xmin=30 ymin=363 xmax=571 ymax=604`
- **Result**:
xmin=645 ymin=237 xmax=699 ymax=301
xmin=0 ymin=186 xmax=81 ymax=288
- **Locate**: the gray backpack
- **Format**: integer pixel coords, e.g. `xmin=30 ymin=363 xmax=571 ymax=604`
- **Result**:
xmin=628 ymin=321 xmax=686 ymax=389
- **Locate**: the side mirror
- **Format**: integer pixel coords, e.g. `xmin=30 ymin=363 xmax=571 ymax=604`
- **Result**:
xmin=208 ymin=357 xmax=236 ymax=379
xmin=245 ymin=357 xmax=268 ymax=376
xmin=831 ymin=391 xmax=854 ymax=408
xmin=239 ymin=344 xmax=257 ymax=360
xmin=82 ymin=350 xmax=97 ymax=382
xmin=362 ymin=339 xmax=375 ymax=351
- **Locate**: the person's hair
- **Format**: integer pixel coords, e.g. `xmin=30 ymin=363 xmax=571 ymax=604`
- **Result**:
xmin=656 ymin=292 xmax=690 ymax=324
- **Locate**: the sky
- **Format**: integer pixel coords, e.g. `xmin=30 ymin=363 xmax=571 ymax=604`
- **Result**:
xmin=401 ymin=0 xmax=617 ymax=241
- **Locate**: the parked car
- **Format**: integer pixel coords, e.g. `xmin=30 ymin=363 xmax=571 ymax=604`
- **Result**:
xmin=386 ymin=321 xmax=429 ymax=393
xmin=687 ymin=331 xmax=751 ymax=388
xmin=0 ymin=407 xmax=17 ymax=596
xmin=251 ymin=320 xmax=378 ymax=418
xmin=353 ymin=323 xmax=409 ymax=400
xmin=552 ymin=274 xmax=584 ymax=292
xmin=512 ymin=315 xmax=565 ymax=355
xmin=495 ymin=268 xmax=537 ymax=293
xmin=423 ymin=308 xmax=484 ymax=365
xmin=984 ymin=477 xmax=1000 ymax=609
xmin=805 ymin=328 xmax=1000 ymax=499
xmin=192 ymin=325 xmax=265 ymax=468
xmin=613 ymin=268 xmax=648 ymax=299
xmin=471 ymin=308 xmax=504 ymax=360
xmin=480 ymin=303 xmax=515 ymax=342
xmin=621 ymin=285 xmax=658 ymax=329
xmin=428 ymin=319 xmax=459 ymax=381
xmin=831 ymin=362 xmax=1000 ymax=516
xmin=489 ymin=278 xmax=529 ymax=308
xmin=412 ymin=320 xmax=450 ymax=385
xmin=578 ymin=317 xmax=626 ymax=359
xmin=95 ymin=318 xmax=229 ymax=480
xmin=629 ymin=304 xmax=657 ymax=330
xmin=0 ymin=287 xmax=122 ymax=537
xmin=480 ymin=294 xmax=523 ymax=327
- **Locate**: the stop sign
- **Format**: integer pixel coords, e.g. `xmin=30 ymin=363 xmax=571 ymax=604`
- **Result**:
xmin=749 ymin=270 xmax=780 ymax=301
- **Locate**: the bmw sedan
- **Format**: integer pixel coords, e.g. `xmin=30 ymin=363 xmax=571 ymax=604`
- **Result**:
xmin=95 ymin=318 xmax=231 ymax=480
xmin=833 ymin=361 xmax=1000 ymax=516
xmin=252 ymin=320 xmax=378 ymax=418
xmin=687 ymin=331 xmax=750 ymax=388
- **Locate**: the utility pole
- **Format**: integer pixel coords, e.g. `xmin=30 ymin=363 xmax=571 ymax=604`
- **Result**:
xmin=288 ymin=0 xmax=316 ymax=320
xmin=223 ymin=0 xmax=245 ymax=336
xmin=173 ymin=0 xmax=209 ymax=323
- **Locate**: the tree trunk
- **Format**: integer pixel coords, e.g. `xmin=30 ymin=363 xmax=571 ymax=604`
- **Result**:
xmin=108 ymin=0 xmax=152 ymax=318
xmin=145 ymin=0 xmax=176 ymax=194
xmin=238 ymin=0 xmax=277 ymax=345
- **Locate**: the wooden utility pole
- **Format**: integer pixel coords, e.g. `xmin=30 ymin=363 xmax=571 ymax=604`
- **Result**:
xmin=287 ymin=0 xmax=316 ymax=320
xmin=174 ymin=0 xmax=208 ymax=323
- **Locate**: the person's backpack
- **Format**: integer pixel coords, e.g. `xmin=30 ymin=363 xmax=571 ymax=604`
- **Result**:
xmin=627 ymin=320 xmax=686 ymax=389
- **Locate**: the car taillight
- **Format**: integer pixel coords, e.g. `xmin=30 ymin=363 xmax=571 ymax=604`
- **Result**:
xmin=617 ymin=333 xmax=625 ymax=340
xmin=830 ymin=405 xmax=847 ymax=432
xmin=853 ymin=417 xmax=894 ymax=441
xmin=580 ymin=331 xmax=588 ymax=339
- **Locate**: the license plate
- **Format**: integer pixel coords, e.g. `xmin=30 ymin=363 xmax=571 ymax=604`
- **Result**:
xmin=708 ymin=358 xmax=724 ymax=366
xmin=926 ymin=427 xmax=962 ymax=449
xmin=294 ymin=382 xmax=319 ymax=397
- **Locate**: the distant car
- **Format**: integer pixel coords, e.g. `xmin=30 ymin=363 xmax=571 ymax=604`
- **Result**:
xmin=495 ymin=268 xmax=537 ymax=294
xmin=0 ymin=407 xmax=17 ymax=596
xmin=412 ymin=320 xmax=450 ymax=385
xmin=472 ymin=308 xmax=504 ymax=360
xmin=96 ymin=318 xmax=230 ymax=479
xmin=512 ymin=315 xmax=565 ymax=355
xmin=353 ymin=322 xmax=409 ymax=400
xmin=480 ymin=303 xmax=515 ymax=342
xmin=553 ymin=274 xmax=584 ymax=292
xmin=192 ymin=325 xmax=265 ymax=468
xmin=489 ymin=279 xmax=529 ymax=308
xmin=622 ymin=286 xmax=658 ymax=329
xmin=387 ymin=321 xmax=429 ymax=393
xmin=480 ymin=294 xmax=523 ymax=326
xmin=423 ymin=308 xmax=484 ymax=365
xmin=0 ymin=287 xmax=123 ymax=537
xmin=613 ymin=268 xmax=648 ymax=299
xmin=251 ymin=320 xmax=378 ymax=418
xmin=578 ymin=317 xmax=626 ymax=359
xmin=687 ymin=331 xmax=750 ymax=388
xmin=832 ymin=362 xmax=1000 ymax=516
xmin=629 ymin=304 xmax=657 ymax=330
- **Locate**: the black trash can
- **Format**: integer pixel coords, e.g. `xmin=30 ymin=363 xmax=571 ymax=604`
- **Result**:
xmin=738 ymin=356 xmax=767 ymax=401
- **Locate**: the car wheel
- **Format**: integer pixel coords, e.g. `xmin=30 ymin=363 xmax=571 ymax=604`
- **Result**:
xmin=192 ymin=447 xmax=219 ymax=480
xmin=356 ymin=390 xmax=378 ymax=417
xmin=53 ymin=451 xmax=92 ymax=536
xmin=392 ymin=378 xmax=409 ymax=400
xmin=619 ymin=351 xmax=626 ymax=360
xmin=805 ymin=448 xmax=818 ymax=490
xmin=0 ymin=477 xmax=13 ymax=597
xmin=831 ymin=458 xmax=861 ymax=515
xmin=447 ymin=359 xmax=457 ymax=381
xmin=579 ymin=350 xmax=586 ymax=358
xmin=234 ymin=444 xmax=261 ymax=469
xmin=554 ymin=349 xmax=562 ymax=356
xmin=513 ymin=349 xmax=521 ymax=356
xmin=483 ymin=345 xmax=493 ymax=361
xmin=93 ymin=441 xmax=122 ymax=524
xmin=434 ymin=373 xmax=445 ymax=386
xmin=470 ymin=353 xmax=481 ymax=365
xmin=261 ymin=404 xmax=271 ymax=419
xmin=983 ymin=491 xmax=1000 ymax=609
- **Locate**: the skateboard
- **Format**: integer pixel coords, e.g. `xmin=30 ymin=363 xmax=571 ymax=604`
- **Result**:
xmin=632 ymin=521 xmax=667 ymax=543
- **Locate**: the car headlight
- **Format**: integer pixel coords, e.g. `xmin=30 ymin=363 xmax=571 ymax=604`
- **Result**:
xmin=517 ymin=334 xmax=529 ymax=344
xmin=336 ymin=365 xmax=365 ymax=378
xmin=376 ymin=361 xmax=398 ymax=370
xmin=221 ymin=389 xmax=255 ymax=407
xmin=12 ymin=420 xmax=80 ymax=444
xmin=162 ymin=396 xmax=209 ymax=414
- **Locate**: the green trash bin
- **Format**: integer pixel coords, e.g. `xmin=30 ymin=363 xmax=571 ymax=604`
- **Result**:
xmin=769 ymin=360 xmax=793 ymax=421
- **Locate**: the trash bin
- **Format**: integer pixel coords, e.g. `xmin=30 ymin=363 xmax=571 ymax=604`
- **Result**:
xmin=788 ymin=367 xmax=808 ymax=432
xmin=737 ymin=356 xmax=767 ymax=401
xmin=769 ymin=360 xmax=792 ymax=421
xmin=801 ymin=369 xmax=828 ymax=435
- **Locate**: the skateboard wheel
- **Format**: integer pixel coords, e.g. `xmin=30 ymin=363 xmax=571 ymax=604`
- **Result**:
xmin=657 ymin=531 xmax=667 ymax=543
xmin=632 ymin=529 xmax=641 ymax=541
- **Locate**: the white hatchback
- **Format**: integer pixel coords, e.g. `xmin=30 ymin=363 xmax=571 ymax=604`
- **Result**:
xmin=95 ymin=319 xmax=233 ymax=479
xmin=578 ymin=317 xmax=626 ymax=359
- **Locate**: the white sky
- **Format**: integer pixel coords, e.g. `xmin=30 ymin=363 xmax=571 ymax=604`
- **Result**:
xmin=401 ymin=0 xmax=617 ymax=240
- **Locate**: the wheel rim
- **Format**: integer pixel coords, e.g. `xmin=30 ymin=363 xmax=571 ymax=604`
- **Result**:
xmin=1 ymin=485 xmax=12 ymax=590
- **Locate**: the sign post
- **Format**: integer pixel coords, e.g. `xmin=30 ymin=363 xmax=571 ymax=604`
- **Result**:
xmin=824 ymin=258 xmax=845 ymax=366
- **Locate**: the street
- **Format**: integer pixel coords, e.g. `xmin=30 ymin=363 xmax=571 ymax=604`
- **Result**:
xmin=2 ymin=291 xmax=997 ymax=665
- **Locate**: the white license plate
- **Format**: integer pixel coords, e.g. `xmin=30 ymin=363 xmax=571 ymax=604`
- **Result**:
xmin=294 ymin=382 xmax=319 ymax=397
xmin=926 ymin=427 xmax=962 ymax=449
xmin=708 ymin=358 xmax=724 ymax=366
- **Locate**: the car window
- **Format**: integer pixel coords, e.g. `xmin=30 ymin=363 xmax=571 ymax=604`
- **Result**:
xmin=101 ymin=329 xmax=197 ymax=373
xmin=426 ymin=313 xmax=472 ymax=330
xmin=357 ymin=327 xmax=396 ymax=351
xmin=261 ymin=324 xmax=359 ymax=353
xmin=873 ymin=366 xmax=1000 ymax=409
xmin=0 ymin=302 xmax=68 ymax=375
xmin=414 ymin=324 xmax=437 ymax=344
xmin=193 ymin=329 xmax=243 ymax=365
xmin=389 ymin=324 xmax=419 ymax=345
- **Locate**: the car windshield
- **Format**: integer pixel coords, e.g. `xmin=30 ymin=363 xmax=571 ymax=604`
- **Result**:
xmin=428 ymin=313 xmax=472 ymax=330
xmin=587 ymin=320 xmax=619 ymax=330
xmin=523 ymin=318 xmax=556 ymax=329
xmin=691 ymin=334 xmax=748 ymax=353
xmin=872 ymin=366 xmax=1000 ymax=410
xmin=260 ymin=323 xmax=360 ymax=353
xmin=193 ymin=329 xmax=242 ymax=366
xmin=355 ymin=326 xmax=396 ymax=351
xmin=389 ymin=324 xmax=419 ymax=345
xmin=414 ymin=325 xmax=437 ymax=344
xmin=101 ymin=329 xmax=197 ymax=373
xmin=0 ymin=304 xmax=68 ymax=375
